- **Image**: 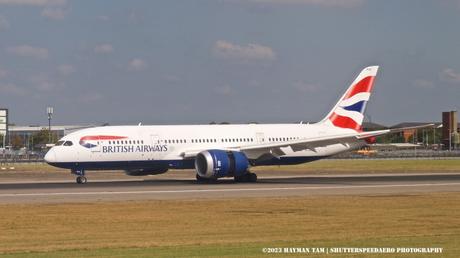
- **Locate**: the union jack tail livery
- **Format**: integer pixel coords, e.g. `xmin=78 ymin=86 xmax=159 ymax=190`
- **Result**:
xmin=321 ymin=66 xmax=379 ymax=131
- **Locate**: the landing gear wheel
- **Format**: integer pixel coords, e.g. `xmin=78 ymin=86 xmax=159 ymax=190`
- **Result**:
xmin=196 ymin=174 xmax=217 ymax=183
xmin=234 ymin=172 xmax=257 ymax=183
xmin=234 ymin=176 xmax=244 ymax=183
xmin=76 ymin=176 xmax=87 ymax=184
xmin=248 ymin=173 xmax=257 ymax=182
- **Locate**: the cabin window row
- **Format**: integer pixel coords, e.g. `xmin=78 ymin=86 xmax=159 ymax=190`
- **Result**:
xmin=103 ymin=137 xmax=301 ymax=146
xmin=166 ymin=139 xmax=187 ymax=144
xmin=108 ymin=140 xmax=144 ymax=145
xmin=268 ymin=137 xmax=299 ymax=142
xmin=221 ymin=138 xmax=254 ymax=143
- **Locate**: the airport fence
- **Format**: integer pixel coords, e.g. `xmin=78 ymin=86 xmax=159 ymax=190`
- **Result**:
xmin=332 ymin=150 xmax=460 ymax=159
xmin=0 ymin=154 xmax=45 ymax=164
xmin=1 ymin=150 xmax=460 ymax=164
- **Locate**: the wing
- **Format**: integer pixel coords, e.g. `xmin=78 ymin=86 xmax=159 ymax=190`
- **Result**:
xmin=180 ymin=124 xmax=434 ymax=159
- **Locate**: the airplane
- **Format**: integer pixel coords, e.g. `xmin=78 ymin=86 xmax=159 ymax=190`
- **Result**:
xmin=44 ymin=66 xmax=430 ymax=184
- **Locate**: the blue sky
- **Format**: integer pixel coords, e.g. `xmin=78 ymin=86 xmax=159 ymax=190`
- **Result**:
xmin=1 ymin=0 xmax=460 ymax=126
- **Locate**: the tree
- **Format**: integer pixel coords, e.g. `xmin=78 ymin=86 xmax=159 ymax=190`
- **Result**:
xmin=31 ymin=129 xmax=58 ymax=149
xmin=11 ymin=135 xmax=23 ymax=150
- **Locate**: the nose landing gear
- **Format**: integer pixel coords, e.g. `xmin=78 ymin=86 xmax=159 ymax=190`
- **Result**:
xmin=71 ymin=168 xmax=87 ymax=184
xmin=76 ymin=176 xmax=87 ymax=184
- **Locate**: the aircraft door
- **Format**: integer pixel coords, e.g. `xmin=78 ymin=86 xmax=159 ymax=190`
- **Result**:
xmin=150 ymin=134 xmax=161 ymax=160
xmin=89 ymin=139 xmax=101 ymax=159
xmin=91 ymin=140 xmax=101 ymax=153
xmin=256 ymin=132 xmax=265 ymax=144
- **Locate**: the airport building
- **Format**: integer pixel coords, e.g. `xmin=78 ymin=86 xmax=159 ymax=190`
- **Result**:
xmin=6 ymin=125 xmax=94 ymax=150
xmin=442 ymin=111 xmax=459 ymax=150
xmin=0 ymin=109 xmax=7 ymax=148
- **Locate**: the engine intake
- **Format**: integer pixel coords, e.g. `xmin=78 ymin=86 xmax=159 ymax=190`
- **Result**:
xmin=195 ymin=150 xmax=249 ymax=179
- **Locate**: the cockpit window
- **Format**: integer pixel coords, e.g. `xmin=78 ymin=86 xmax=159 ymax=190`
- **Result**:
xmin=55 ymin=141 xmax=65 ymax=146
xmin=63 ymin=141 xmax=73 ymax=146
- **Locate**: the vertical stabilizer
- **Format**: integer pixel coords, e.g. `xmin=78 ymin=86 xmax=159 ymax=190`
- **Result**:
xmin=320 ymin=66 xmax=379 ymax=131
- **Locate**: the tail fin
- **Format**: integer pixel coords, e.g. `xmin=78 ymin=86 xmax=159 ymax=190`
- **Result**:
xmin=320 ymin=66 xmax=379 ymax=131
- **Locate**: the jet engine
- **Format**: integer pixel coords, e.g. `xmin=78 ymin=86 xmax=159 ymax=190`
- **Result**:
xmin=195 ymin=150 xmax=249 ymax=179
xmin=124 ymin=168 xmax=168 ymax=176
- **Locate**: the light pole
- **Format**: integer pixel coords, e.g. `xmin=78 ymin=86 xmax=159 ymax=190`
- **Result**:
xmin=449 ymin=127 xmax=451 ymax=152
xmin=47 ymin=107 xmax=53 ymax=143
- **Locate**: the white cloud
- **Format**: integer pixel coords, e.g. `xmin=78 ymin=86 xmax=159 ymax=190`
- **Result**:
xmin=78 ymin=92 xmax=103 ymax=103
xmin=30 ymin=73 xmax=63 ymax=91
xmin=412 ymin=79 xmax=434 ymax=89
xmin=293 ymin=81 xmax=320 ymax=93
xmin=214 ymin=85 xmax=234 ymax=96
xmin=128 ymin=58 xmax=147 ymax=71
xmin=0 ymin=15 xmax=10 ymax=30
xmin=94 ymin=44 xmax=114 ymax=54
xmin=0 ymin=82 xmax=27 ymax=96
xmin=41 ymin=7 xmax=66 ymax=20
xmin=97 ymin=15 xmax=109 ymax=21
xmin=0 ymin=68 xmax=8 ymax=78
xmin=36 ymin=80 xmax=57 ymax=91
xmin=6 ymin=45 xmax=48 ymax=59
xmin=0 ymin=0 xmax=66 ymax=6
xmin=57 ymin=64 xmax=75 ymax=76
xmin=243 ymin=0 xmax=364 ymax=7
xmin=440 ymin=68 xmax=460 ymax=83
xmin=213 ymin=40 xmax=276 ymax=61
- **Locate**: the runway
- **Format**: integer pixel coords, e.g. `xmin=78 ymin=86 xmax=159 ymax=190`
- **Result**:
xmin=1 ymin=172 xmax=460 ymax=203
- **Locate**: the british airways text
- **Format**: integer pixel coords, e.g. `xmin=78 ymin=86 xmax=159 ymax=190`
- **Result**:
xmin=102 ymin=144 xmax=168 ymax=153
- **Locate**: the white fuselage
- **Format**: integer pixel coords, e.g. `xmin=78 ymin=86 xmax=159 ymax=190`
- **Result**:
xmin=45 ymin=122 xmax=364 ymax=171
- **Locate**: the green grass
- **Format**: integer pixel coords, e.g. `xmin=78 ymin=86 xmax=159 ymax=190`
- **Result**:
xmin=0 ymin=238 xmax=454 ymax=258
xmin=2 ymin=159 xmax=460 ymax=175
xmin=0 ymin=193 xmax=459 ymax=257
xmin=253 ymin=159 xmax=460 ymax=173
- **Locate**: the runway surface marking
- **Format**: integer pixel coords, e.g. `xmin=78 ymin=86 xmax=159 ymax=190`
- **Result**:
xmin=1 ymin=182 xmax=460 ymax=197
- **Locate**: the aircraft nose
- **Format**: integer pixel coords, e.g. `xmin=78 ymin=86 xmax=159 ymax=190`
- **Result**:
xmin=44 ymin=148 xmax=56 ymax=163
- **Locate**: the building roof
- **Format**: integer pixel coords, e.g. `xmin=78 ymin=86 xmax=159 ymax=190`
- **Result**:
xmin=362 ymin=122 xmax=388 ymax=130
xmin=9 ymin=125 xmax=95 ymax=133
xmin=390 ymin=122 xmax=442 ymax=129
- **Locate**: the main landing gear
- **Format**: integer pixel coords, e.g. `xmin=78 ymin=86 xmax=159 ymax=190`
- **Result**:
xmin=196 ymin=174 xmax=217 ymax=183
xmin=195 ymin=172 xmax=258 ymax=183
xmin=234 ymin=172 xmax=257 ymax=183
xmin=71 ymin=168 xmax=87 ymax=184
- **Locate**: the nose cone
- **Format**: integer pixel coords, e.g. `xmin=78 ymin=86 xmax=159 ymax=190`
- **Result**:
xmin=44 ymin=148 xmax=56 ymax=163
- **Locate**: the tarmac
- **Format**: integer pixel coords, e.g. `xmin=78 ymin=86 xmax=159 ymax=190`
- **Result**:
xmin=0 ymin=172 xmax=459 ymax=203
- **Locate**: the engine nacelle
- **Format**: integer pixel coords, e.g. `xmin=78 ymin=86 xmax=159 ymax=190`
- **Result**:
xmin=124 ymin=168 xmax=168 ymax=176
xmin=195 ymin=150 xmax=249 ymax=179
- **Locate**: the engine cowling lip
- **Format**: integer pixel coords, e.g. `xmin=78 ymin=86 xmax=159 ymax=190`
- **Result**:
xmin=195 ymin=151 xmax=215 ymax=178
